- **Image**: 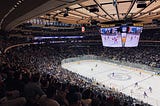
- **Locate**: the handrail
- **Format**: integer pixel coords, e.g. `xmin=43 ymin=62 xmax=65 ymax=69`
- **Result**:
xmin=4 ymin=42 xmax=34 ymax=53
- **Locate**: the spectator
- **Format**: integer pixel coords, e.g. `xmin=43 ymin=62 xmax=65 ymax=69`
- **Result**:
xmin=24 ymin=73 xmax=46 ymax=106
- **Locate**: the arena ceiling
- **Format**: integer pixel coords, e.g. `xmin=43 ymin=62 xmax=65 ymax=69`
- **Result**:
xmin=0 ymin=0 xmax=160 ymax=31
xmin=40 ymin=0 xmax=160 ymax=25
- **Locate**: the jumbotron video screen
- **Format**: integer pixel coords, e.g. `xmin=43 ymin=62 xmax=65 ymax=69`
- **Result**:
xmin=100 ymin=25 xmax=143 ymax=47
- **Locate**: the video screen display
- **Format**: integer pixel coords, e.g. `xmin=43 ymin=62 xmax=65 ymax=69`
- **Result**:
xmin=101 ymin=27 xmax=122 ymax=47
xmin=125 ymin=26 xmax=143 ymax=47
xmin=100 ymin=26 xmax=143 ymax=47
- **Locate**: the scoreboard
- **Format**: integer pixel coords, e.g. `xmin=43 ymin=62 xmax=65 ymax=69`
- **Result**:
xmin=100 ymin=23 xmax=143 ymax=47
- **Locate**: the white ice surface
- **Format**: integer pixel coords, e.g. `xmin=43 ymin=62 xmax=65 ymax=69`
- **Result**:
xmin=62 ymin=60 xmax=160 ymax=106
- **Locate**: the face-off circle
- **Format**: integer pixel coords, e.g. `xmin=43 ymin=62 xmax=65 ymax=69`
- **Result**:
xmin=108 ymin=73 xmax=131 ymax=81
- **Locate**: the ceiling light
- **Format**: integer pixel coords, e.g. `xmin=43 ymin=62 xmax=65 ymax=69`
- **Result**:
xmin=113 ymin=0 xmax=117 ymax=6
xmin=14 ymin=5 xmax=17 ymax=8
xmin=18 ymin=0 xmax=22 ymax=3
xmin=102 ymin=15 xmax=106 ymax=17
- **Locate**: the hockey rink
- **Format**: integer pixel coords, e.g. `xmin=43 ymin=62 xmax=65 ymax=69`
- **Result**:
xmin=62 ymin=60 xmax=160 ymax=106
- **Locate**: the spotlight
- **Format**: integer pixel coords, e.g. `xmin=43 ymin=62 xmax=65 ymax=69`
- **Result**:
xmin=14 ymin=5 xmax=17 ymax=8
xmin=18 ymin=0 xmax=22 ymax=3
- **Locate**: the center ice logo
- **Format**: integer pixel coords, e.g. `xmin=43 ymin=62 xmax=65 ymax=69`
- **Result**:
xmin=108 ymin=73 xmax=131 ymax=81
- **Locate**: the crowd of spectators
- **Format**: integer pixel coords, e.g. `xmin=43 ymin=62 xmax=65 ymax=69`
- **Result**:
xmin=0 ymin=35 xmax=30 ymax=52
xmin=140 ymin=28 xmax=160 ymax=41
xmin=102 ymin=47 xmax=160 ymax=68
xmin=11 ymin=25 xmax=100 ymax=37
xmin=11 ymin=24 xmax=160 ymax=41
xmin=1 ymin=26 xmax=160 ymax=53
xmin=1 ymin=43 xmax=160 ymax=106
